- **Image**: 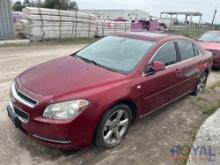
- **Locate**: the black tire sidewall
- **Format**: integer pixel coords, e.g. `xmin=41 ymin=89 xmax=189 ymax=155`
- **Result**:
xmin=193 ymin=72 xmax=208 ymax=96
xmin=94 ymin=104 xmax=133 ymax=149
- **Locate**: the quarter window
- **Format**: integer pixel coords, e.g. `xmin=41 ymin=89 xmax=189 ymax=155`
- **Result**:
xmin=152 ymin=42 xmax=177 ymax=66
xmin=193 ymin=44 xmax=200 ymax=56
xmin=178 ymin=41 xmax=195 ymax=60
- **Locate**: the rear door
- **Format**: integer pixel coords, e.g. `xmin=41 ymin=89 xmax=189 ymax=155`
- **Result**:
xmin=175 ymin=40 xmax=202 ymax=93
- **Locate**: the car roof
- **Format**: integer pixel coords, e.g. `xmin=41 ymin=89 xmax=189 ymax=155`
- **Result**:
xmin=113 ymin=32 xmax=189 ymax=42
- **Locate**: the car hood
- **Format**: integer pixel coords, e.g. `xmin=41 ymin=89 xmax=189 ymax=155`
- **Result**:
xmin=199 ymin=42 xmax=220 ymax=51
xmin=17 ymin=56 xmax=126 ymax=97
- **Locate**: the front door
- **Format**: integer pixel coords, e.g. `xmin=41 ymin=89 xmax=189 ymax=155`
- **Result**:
xmin=138 ymin=42 xmax=186 ymax=116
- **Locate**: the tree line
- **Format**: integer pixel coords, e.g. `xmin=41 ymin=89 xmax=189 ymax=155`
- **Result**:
xmin=12 ymin=0 xmax=78 ymax=11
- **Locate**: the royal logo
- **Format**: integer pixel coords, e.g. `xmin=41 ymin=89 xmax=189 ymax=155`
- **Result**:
xmin=170 ymin=145 xmax=216 ymax=162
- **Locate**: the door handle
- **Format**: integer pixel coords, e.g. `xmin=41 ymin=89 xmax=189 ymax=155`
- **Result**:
xmin=175 ymin=68 xmax=182 ymax=73
xmin=175 ymin=68 xmax=182 ymax=77
xmin=198 ymin=60 xmax=203 ymax=64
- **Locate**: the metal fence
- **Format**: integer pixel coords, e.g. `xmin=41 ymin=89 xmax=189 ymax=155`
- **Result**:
xmin=0 ymin=0 xmax=15 ymax=40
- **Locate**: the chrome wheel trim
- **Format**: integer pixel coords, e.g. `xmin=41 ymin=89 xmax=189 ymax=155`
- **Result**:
xmin=197 ymin=73 xmax=207 ymax=94
xmin=103 ymin=109 xmax=129 ymax=146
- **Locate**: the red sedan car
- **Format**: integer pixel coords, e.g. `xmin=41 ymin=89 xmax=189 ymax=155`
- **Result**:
xmin=7 ymin=32 xmax=212 ymax=149
xmin=198 ymin=31 xmax=220 ymax=68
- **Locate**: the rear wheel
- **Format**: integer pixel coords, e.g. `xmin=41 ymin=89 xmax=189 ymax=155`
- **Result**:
xmin=193 ymin=72 xmax=208 ymax=96
xmin=95 ymin=104 xmax=132 ymax=148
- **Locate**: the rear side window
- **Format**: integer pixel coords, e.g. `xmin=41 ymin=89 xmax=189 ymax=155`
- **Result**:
xmin=152 ymin=42 xmax=177 ymax=66
xmin=178 ymin=41 xmax=195 ymax=60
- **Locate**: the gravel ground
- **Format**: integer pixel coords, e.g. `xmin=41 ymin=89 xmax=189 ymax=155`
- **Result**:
xmin=0 ymin=44 xmax=220 ymax=165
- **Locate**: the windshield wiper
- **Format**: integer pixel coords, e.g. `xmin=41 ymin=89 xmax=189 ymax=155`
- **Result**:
xmin=75 ymin=55 xmax=104 ymax=67
xmin=74 ymin=55 xmax=93 ymax=63
xmin=74 ymin=55 xmax=118 ymax=73
xmin=94 ymin=62 xmax=119 ymax=72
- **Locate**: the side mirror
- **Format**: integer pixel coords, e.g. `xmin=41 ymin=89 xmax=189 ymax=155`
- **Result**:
xmin=151 ymin=61 xmax=165 ymax=72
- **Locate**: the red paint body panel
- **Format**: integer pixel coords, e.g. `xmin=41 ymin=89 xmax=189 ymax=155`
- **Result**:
xmin=8 ymin=33 xmax=213 ymax=149
xmin=198 ymin=32 xmax=220 ymax=68
xmin=199 ymin=42 xmax=220 ymax=51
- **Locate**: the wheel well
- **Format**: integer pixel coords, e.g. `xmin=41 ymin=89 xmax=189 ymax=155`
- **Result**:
xmin=92 ymin=100 xmax=137 ymax=144
xmin=204 ymin=69 xmax=209 ymax=75
xmin=113 ymin=100 xmax=137 ymax=121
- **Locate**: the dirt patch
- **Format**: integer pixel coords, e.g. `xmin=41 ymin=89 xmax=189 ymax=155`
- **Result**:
xmin=0 ymin=44 xmax=220 ymax=165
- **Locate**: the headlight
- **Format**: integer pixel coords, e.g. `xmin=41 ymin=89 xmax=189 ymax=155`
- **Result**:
xmin=43 ymin=99 xmax=89 ymax=120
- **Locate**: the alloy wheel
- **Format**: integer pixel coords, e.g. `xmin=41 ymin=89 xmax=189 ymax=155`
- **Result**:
xmin=196 ymin=73 xmax=207 ymax=94
xmin=103 ymin=109 xmax=129 ymax=146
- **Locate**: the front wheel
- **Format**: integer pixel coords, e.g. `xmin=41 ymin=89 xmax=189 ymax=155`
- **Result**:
xmin=193 ymin=72 xmax=208 ymax=96
xmin=94 ymin=104 xmax=133 ymax=149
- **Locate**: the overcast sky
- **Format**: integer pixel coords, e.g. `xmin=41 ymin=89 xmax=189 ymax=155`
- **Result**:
xmin=75 ymin=0 xmax=220 ymax=23
xmin=15 ymin=0 xmax=220 ymax=23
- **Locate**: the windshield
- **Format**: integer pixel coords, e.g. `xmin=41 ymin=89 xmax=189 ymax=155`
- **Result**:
xmin=74 ymin=36 xmax=154 ymax=74
xmin=199 ymin=33 xmax=220 ymax=42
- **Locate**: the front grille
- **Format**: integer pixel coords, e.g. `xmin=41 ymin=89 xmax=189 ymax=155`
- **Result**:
xmin=11 ymin=81 xmax=38 ymax=108
xmin=16 ymin=89 xmax=38 ymax=105
xmin=14 ymin=106 xmax=29 ymax=121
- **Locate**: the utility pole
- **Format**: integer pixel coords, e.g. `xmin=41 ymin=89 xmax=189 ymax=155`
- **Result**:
xmin=212 ymin=9 xmax=217 ymax=25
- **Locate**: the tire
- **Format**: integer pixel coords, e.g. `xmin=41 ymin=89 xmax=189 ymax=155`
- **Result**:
xmin=94 ymin=104 xmax=133 ymax=149
xmin=193 ymin=72 xmax=208 ymax=96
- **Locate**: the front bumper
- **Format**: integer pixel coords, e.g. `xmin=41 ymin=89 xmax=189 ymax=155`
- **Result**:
xmin=7 ymin=105 xmax=21 ymax=128
xmin=6 ymin=104 xmax=91 ymax=150
xmin=8 ymin=80 xmax=97 ymax=150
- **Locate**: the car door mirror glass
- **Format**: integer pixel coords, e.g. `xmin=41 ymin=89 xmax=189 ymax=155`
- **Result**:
xmin=151 ymin=61 xmax=165 ymax=72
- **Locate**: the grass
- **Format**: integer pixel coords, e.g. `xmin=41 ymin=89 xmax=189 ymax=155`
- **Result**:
xmin=168 ymin=27 xmax=210 ymax=39
xmin=169 ymin=29 xmax=208 ymax=39
xmin=203 ymin=80 xmax=220 ymax=114
xmin=202 ymin=102 xmax=220 ymax=115
xmin=191 ymin=127 xmax=199 ymax=140
xmin=209 ymin=79 xmax=220 ymax=89
xmin=31 ymin=38 xmax=99 ymax=46
xmin=189 ymin=80 xmax=220 ymax=115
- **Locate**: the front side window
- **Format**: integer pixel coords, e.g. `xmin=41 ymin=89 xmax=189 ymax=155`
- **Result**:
xmin=178 ymin=41 xmax=195 ymax=61
xmin=152 ymin=42 xmax=177 ymax=66
xmin=74 ymin=36 xmax=154 ymax=74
